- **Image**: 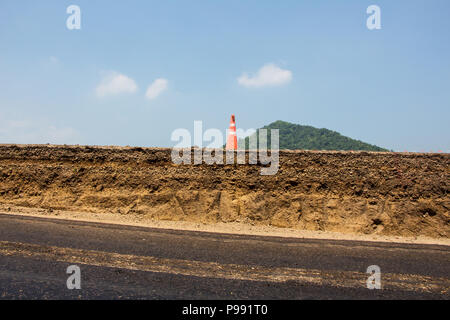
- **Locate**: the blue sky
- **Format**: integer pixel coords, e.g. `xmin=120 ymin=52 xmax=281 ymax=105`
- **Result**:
xmin=0 ymin=0 xmax=449 ymax=151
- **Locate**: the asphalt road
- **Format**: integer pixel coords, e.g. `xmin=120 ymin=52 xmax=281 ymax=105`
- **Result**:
xmin=0 ymin=213 xmax=449 ymax=300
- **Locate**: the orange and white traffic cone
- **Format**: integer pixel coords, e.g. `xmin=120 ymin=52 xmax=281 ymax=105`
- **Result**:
xmin=226 ymin=114 xmax=238 ymax=151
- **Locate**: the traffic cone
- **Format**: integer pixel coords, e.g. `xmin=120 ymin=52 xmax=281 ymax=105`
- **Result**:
xmin=226 ymin=114 xmax=238 ymax=151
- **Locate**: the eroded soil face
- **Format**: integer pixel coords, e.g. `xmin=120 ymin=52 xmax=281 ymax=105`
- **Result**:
xmin=0 ymin=145 xmax=448 ymax=238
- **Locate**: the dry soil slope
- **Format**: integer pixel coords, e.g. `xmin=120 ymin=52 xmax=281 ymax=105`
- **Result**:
xmin=0 ymin=145 xmax=448 ymax=238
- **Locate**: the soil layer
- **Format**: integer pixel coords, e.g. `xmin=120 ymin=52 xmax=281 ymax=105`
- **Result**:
xmin=0 ymin=145 xmax=448 ymax=239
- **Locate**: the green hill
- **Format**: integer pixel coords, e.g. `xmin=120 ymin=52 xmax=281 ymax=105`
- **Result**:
xmin=241 ymin=120 xmax=387 ymax=151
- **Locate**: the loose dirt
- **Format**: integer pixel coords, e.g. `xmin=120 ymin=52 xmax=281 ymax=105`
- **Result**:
xmin=0 ymin=144 xmax=448 ymax=240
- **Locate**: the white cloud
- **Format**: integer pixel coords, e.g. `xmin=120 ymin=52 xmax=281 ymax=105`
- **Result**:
xmin=96 ymin=71 xmax=138 ymax=98
xmin=0 ymin=118 xmax=80 ymax=145
xmin=237 ymin=63 xmax=293 ymax=88
xmin=145 ymin=78 xmax=168 ymax=100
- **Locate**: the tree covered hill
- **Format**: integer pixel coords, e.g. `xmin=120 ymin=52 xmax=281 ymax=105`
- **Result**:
xmin=241 ymin=120 xmax=387 ymax=151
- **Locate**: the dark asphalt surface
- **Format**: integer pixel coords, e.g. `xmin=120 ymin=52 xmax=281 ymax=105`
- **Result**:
xmin=0 ymin=213 xmax=449 ymax=300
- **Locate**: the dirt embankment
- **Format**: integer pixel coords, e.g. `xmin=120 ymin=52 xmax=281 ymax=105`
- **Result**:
xmin=0 ymin=145 xmax=448 ymax=239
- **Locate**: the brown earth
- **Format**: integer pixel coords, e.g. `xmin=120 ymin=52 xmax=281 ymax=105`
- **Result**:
xmin=0 ymin=144 xmax=448 ymax=239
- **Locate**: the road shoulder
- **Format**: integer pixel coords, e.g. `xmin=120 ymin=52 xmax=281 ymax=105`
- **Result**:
xmin=1 ymin=206 xmax=449 ymax=247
